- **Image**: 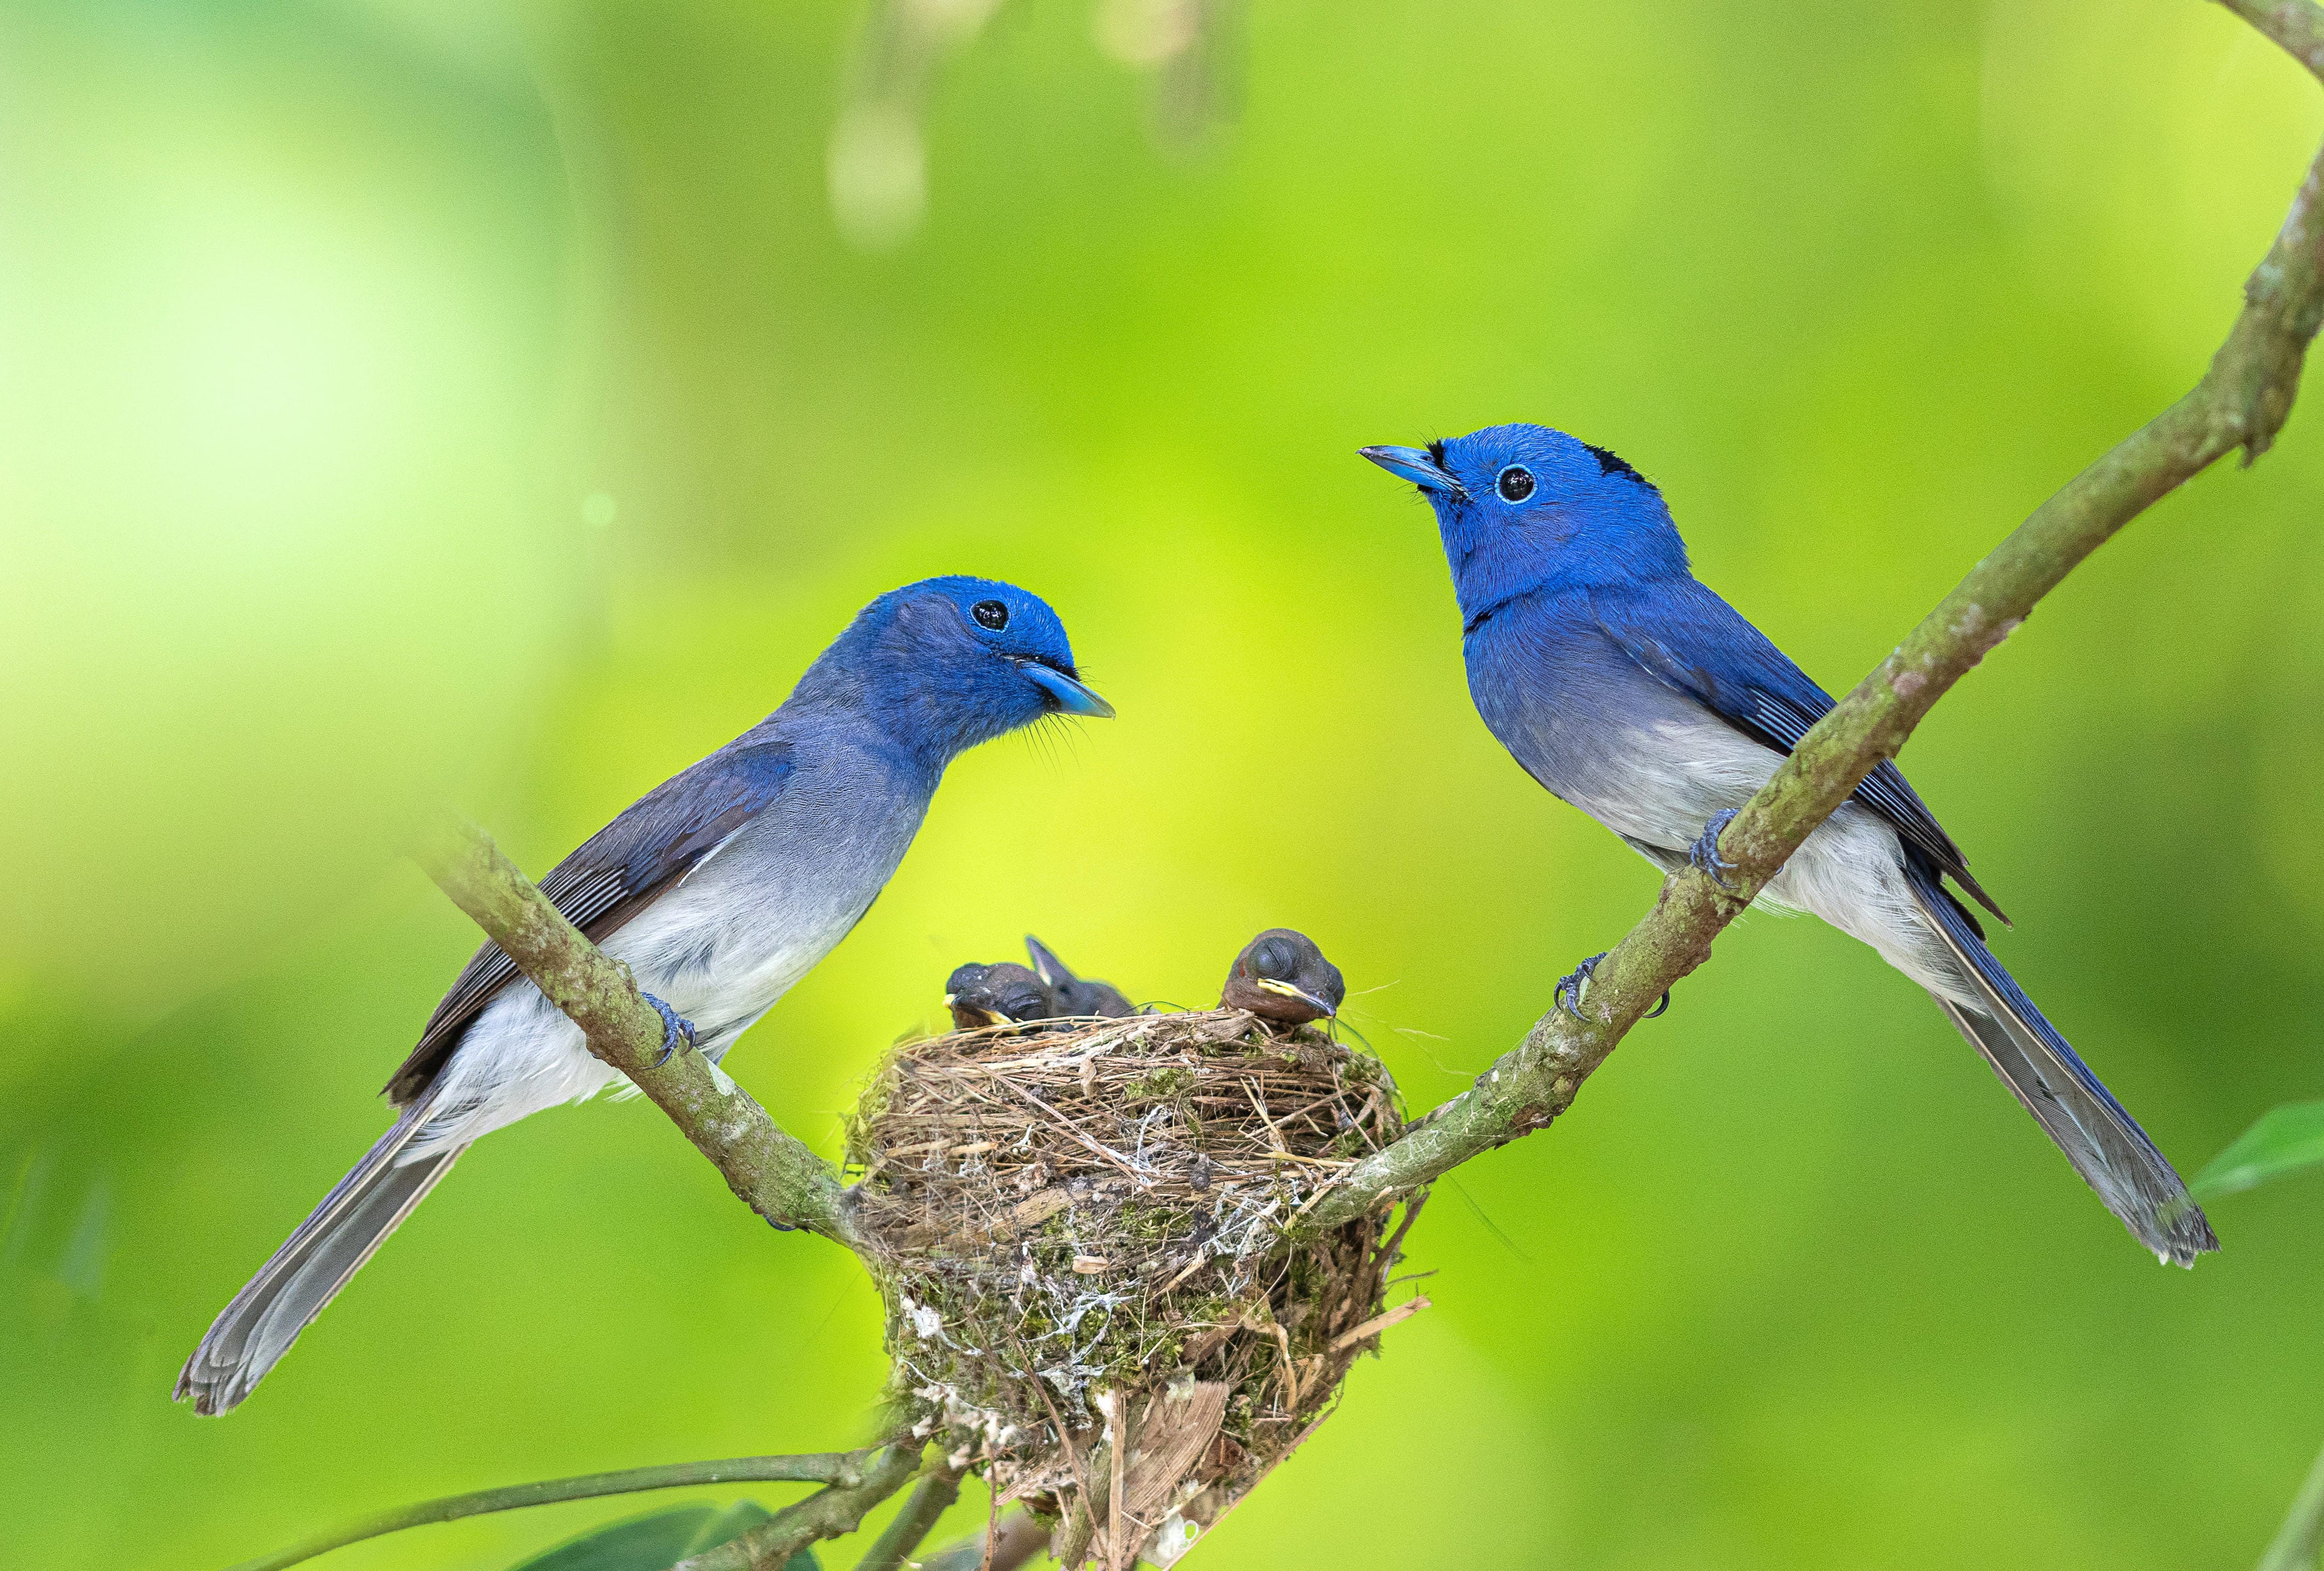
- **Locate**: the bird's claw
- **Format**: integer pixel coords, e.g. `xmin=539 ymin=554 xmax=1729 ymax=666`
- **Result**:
xmin=644 ymin=993 xmax=697 ymax=1068
xmin=1556 ymin=953 xmax=1607 ymax=1020
xmin=1556 ymin=953 xmax=1673 ymax=1022
xmin=1690 ymin=808 xmax=1744 ymax=893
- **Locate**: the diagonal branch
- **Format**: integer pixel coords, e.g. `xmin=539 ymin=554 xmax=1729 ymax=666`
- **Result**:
xmin=414 ymin=818 xmax=860 ymax=1246
xmin=917 ymin=1509 xmax=1052 ymax=1571
xmin=850 ymin=1465 xmax=966 ymax=1570
xmin=225 ymin=1451 xmax=873 ymax=1571
xmin=1310 ymin=0 xmax=2324 ymax=1231
xmin=669 ymin=1445 xmax=926 ymax=1571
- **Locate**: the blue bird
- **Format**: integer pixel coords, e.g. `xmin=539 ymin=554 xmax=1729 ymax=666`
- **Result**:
xmin=1362 ymin=426 xmax=2215 ymax=1266
xmin=175 ymin=577 xmax=1114 ymax=1413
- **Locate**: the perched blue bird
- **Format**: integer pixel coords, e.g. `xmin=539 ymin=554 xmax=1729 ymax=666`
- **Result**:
xmin=175 ymin=577 xmax=1114 ymax=1413
xmin=1362 ymin=426 xmax=2215 ymax=1266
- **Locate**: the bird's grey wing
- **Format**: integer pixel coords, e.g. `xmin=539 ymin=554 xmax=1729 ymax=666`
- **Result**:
xmin=1589 ymin=580 xmax=2006 ymax=923
xmin=384 ymin=739 xmax=798 ymax=1103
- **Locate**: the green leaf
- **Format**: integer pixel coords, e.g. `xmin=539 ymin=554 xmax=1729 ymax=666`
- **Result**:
xmin=686 ymin=1501 xmax=773 ymax=1551
xmin=686 ymin=1501 xmax=819 ymax=1570
xmin=2190 ymin=1101 xmax=2324 ymax=1200
xmin=505 ymin=1504 xmax=719 ymax=1571
xmin=501 ymin=1496 xmax=825 ymax=1571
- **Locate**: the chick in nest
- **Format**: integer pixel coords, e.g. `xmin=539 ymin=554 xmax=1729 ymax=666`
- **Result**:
xmin=1025 ymin=934 xmax=1135 ymax=1018
xmin=944 ymin=961 xmax=1051 ymax=1030
xmin=1221 ymin=929 xmax=1343 ymax=1025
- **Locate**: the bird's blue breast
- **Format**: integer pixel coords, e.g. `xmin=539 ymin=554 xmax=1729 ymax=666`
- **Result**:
xmin=1463 ymin=587 xmax=1785 ymax=849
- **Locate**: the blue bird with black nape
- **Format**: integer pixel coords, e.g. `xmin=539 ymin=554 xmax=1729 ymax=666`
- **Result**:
xmin=1363 ymin=424 xmax=2215 ymax=1267
xmin=176 ymin=575 xmax=1113 ymax=1414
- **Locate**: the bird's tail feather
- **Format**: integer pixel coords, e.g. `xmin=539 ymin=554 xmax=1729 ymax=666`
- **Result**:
xmin=175 ymin=1100 xmax=464 ymax=1414
xmin=1901 ymin=859 xmax=2216 ymax=1266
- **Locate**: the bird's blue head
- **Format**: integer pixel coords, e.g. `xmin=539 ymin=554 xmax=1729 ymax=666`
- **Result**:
xmin=1361 ymin=424 xmax=1689 ymax=627
xmin=798 ymin=576 xmax=1112 ymax=767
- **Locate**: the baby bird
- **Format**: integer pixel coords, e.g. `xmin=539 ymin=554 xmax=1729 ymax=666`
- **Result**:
xmin=1220 ymin=929 xmax=1344 ymax=1026
xmin=1024 ymin=934 xmax=1135 ymax=1018
xmin=944 ymin=962 xmax=1051 ymax=1031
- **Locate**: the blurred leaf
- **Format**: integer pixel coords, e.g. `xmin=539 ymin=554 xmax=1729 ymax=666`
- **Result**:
xmin=687 ymin=1500 xmax=805 ymax=1561
xmin=506 ymin=1504 xmax=716 ymax=1571
xmin=687 ymin=1500 xmax=771 ymax=1551
xmin=2190 ymin=1101 xmax=2324 ymax=1200
xmin=505 ymin=1499 xmax=817 ymax=1571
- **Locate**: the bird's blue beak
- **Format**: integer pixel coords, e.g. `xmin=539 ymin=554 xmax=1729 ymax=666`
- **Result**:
xmin=1359 ymin=444 xmax=1468 ymax=502
xmin=1021 ymin=660 xmax=1116 ymax=719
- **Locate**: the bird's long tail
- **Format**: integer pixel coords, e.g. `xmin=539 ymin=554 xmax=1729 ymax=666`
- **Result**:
xmin=175 ymin=1097 xmax=464 ymax=1414
xmin=1900 ymin=857 xmax=2216 ymax=1266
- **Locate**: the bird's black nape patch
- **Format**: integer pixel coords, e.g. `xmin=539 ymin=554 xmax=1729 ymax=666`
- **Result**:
xmin=1582 ymin=440 xmax=1656 ymax=490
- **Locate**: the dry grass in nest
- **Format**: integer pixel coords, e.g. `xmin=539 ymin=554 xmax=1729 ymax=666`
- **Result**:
xmin=843 ymin=1007 xmax=1423 ymax=1568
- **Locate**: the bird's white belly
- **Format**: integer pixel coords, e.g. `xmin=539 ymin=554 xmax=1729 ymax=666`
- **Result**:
xmin=1569 ymin=711 xmax=1981 ymax=1010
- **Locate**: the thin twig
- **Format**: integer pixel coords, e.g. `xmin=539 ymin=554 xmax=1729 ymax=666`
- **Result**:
xmin=1011 ymin=1083 xmax=1149 ymax=1180
xmin=223 ymin=1452 xmax=869 ymax=1571
xmin=1290 ymin=1176 xmax=1343 ymax=1222
xmin=852 ymin=1466 xmax=964 ymax=1571
xmin=1372 ymin=1193 xmax=1427 ymax=1270
xmin=1104 ymin=1389 xmax=1129 ymax=1571
xmin=920 ymin=1510 xmax=1049 ymax=1571
xmin=1160 ymin=1248 xmax=1212 ymax=1291
xmin=1327 ymin=1296 xmax=1432 ymax=1354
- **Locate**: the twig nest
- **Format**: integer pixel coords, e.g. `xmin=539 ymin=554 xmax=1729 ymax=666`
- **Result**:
xmin=845 ymin=1008 xmax=1416 ymax=1568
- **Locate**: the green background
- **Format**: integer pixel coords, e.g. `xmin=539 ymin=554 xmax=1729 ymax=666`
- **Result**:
xmin=5 ymin=0 xmax=2323 ymax=1566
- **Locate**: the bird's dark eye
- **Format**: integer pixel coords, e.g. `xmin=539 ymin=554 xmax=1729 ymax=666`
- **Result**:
xmin=1252 ymin=940 xmax=1294 ymax=979
xmin=972 ymin=599 xmax=1010 ymax=630
xmin=1497 ymin=466 xmax=1536 ymax=503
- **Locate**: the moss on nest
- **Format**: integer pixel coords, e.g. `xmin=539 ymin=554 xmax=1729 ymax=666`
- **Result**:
xmin=846 ymin=1008 xmax=1417 ymax=1567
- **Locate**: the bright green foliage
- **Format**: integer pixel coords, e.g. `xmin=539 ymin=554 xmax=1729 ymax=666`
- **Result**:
xmin=2192 ymin=1102 xmax=2324 ymax=1199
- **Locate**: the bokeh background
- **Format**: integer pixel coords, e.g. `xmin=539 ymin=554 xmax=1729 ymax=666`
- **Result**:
xmin=5 ymin=0 xmax=2323 ymax=1566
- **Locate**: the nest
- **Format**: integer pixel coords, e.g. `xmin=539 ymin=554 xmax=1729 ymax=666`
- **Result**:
xmin=844 ymin=1008 xmax=1418 ymax=1568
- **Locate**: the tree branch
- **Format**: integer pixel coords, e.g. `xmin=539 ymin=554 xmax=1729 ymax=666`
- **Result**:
xmin=225 ymin=1452 xmax=873 ymax=1571
xmin=413 ymin=818 xmax=860 ymax=1246
xmin=850 ymin=1466 xmax=964 ymax=1571
xmin=670 ymin=1446 xmax=926 ymax=1571
xmin=1310 ymin=0 xmax=2324 ymax=1231
xmin=918 ymin=1510 xmax=1051 ymax=1571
